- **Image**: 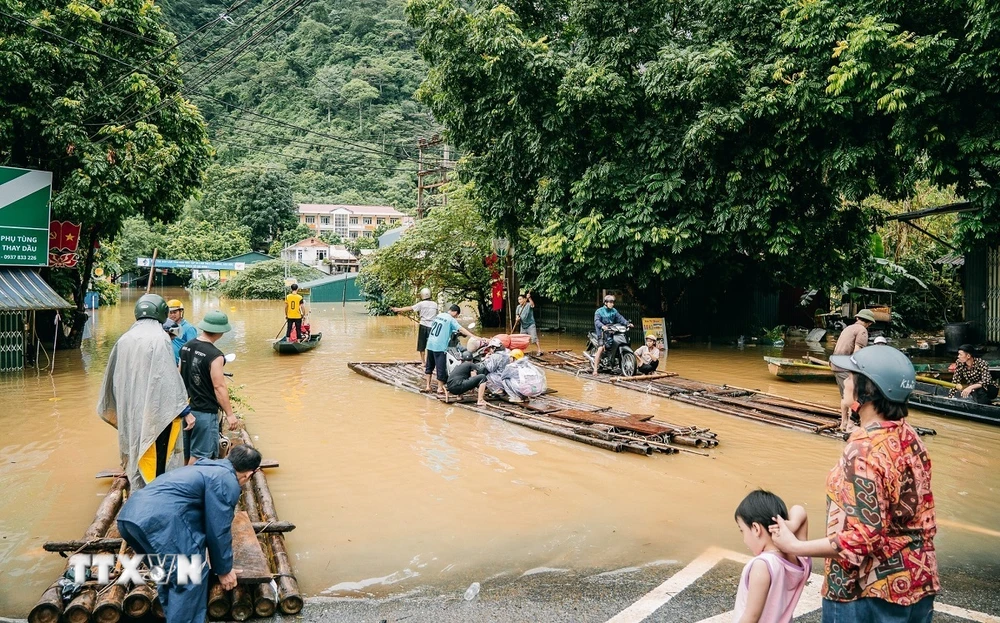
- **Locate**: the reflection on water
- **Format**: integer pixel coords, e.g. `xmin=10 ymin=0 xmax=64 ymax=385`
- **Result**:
xmin=1 ymin=290 xmax=999 ymax=614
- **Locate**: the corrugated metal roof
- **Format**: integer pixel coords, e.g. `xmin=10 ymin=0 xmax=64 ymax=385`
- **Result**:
xmin=934 ymin=253 xmax=965 ymax=266
xmin=0 ymin=268 xmax=73 ymax=310
xmin=299 ymin=272 xmax=358 ymax=289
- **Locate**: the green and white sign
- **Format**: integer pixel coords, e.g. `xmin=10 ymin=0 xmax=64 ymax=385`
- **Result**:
xmin=0 ymin=166 xmax=52 ymax=267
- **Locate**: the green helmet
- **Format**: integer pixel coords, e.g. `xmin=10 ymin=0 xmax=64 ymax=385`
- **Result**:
xmin=135 ymin=294 xmax=168 ymax=322
xmin=829 ymin=345 xmax=916 ymax=403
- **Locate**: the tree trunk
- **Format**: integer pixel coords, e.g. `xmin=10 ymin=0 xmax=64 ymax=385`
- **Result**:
xmin=62 ymin=224 xmax=101 ymax=350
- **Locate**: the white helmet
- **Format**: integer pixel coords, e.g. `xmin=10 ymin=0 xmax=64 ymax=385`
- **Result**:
xmin=420 ymin=287 xmax=431 ymax=300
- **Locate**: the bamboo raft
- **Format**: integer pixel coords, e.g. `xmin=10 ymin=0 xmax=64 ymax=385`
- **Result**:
xmin=347 ymin=361 xmax=719 ymax=456
xmin=29 ymin=429 xmax=302 ymax=623
xmin=530 ymin=351 xmax=937 ymax=439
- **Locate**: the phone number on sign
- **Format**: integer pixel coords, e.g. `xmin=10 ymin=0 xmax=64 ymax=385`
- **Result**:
xmin=1 ymin=255 xmax=37 ymax=261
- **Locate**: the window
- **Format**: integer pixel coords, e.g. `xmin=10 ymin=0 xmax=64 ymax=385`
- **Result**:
xmin=363 ymin=217 xmax=372 ymax=225
xmin=296 ymin=250 xmax=303 ymax=261
xmin=363 ymin=231 xmax=373 ymax=238
xmin=350 ymin=217 xmax=359 ymax=225
xmin=376 ymin=218 xmax=385 ymax=225
xmin=349 ymin=231 xmax=359 ymax=239
xmin=317 ymin=250 xmax=327 ymax=261
xmin=305 ymin=216 xmax=315 ymax=224
xmin=390 ymin=218 xmax=399 ymax=224
xmin=321 ymin=216 xmax=330 ymax=225
xmin=334 ymin=214 xmax=348 ymax=238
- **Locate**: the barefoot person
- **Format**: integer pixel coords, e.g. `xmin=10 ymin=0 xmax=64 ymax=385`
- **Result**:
xmin=424 ymin=305 xmax=478 ymax=394
xmin=770 ymin=346 xmax=939 ymax=621
xmin=831 ymin=309 xmax=875 ymax=431
xmin=513 ymin=292 xmax=541 ymax=355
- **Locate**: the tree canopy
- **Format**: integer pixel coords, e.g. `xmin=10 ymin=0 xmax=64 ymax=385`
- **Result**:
xmin=407 ymin=0 xmax=1000 ymax=309
xmin=0 ymin=0 xmax=213 ymax=329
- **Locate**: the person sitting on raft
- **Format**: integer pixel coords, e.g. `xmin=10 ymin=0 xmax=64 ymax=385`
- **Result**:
xmin=634 ymin=334 xmax=661 ymax=375
xmin=500 ymin=349 xmax=547 ymax=403
xmin=950 ymin=344 xmax=999 ymax=404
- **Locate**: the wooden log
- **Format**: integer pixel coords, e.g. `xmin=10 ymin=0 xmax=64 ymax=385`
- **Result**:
xmin=84 ymin=477 xmax=128 ymax=539
xmin=207 ymin=578 xmax=230 ymax=619
xmin=253 ymin=581 xmax=278 ymax=617
xmin=44 ymin=522 xmax=297 ymax=553
xmin=230 ymin=511 xmax=273 ymax=584
xmin=230 ymin=585 xmax=254 ymax=621
xmin=28 ymin=581 xmax=63 ymax=623
xmin=96 ymin=459 xmax=279 ymax=479
xmin=64 ymin=587 xmax=97 ymax=623
xmin=151 ymin=593 xmax=165 ymax=619
xmin=268 ymin=534 xmax=303 ymax=614
xmin=93 ymin=584 xmax=126 ymax=623
xmin=123 ymin=583 xmax=155 ymax=618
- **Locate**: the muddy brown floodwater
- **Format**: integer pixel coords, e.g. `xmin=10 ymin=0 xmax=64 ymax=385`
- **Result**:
xmin=1 ymin=289 xmax=998 ymax=616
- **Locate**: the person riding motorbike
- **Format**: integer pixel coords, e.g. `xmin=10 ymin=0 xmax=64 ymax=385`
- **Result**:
xmin=591 ymin=295 xmax=633 ymax=375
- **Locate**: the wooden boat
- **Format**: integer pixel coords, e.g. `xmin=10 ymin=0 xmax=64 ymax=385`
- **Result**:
xmin=910 ymin=381 xmax=1000 ymax=426
xmin=348 ymin=361 xmax=719 ymax=456
xmin=273 ymin=332 xmax=322 ymax=354
xmin=765 ymin=357 xmax=835 ymax=381
xmin=531 ymin=351 xmax=936 ymax=439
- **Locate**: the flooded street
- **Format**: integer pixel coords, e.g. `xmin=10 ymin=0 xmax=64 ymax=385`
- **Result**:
xmin=1 ymin=289 xmax=999 ymax=617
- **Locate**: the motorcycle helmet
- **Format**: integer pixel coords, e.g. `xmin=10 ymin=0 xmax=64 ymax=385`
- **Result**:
xmin=488 ymin=338 xmax=504 ymax=349
xmin=167 ymin=299 xmax=184 ymax=311
xmin=420 ymin=288 xmax=432 ymax=300
xmin=467 ymin=337 xmax=483 ymax=352
xmin=645 ymin=333 xmax=657 ymax=342
xmin=135 ymin=294 xmax=169 ymax=322
xmin=829 ymin=346 xmax=916 ymax=404
xmin=510 ymin=349 xmax=524 ymax=360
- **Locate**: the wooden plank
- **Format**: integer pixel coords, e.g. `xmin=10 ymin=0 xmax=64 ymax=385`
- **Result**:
xmin=546 ymin=409 xmax=673 ymax=436
xmin=231 ymin=511 xmax=272 ymax=584
xmin=96 ymin=459 xmax=278 ymax=479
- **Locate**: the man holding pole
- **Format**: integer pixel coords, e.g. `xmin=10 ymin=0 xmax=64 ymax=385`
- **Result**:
xmin=391 ymin=287 xmax=438 ymax=363
xmin=831 ymin=309 xmax=876 ymax=431
xmin=284 ymin=284 xmax=307 ymax=340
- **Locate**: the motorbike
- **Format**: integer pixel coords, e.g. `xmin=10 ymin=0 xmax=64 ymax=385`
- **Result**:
xmin=445 ymin=322 xmax=481 ymax=375
xmin=584 ymin=323 xmax=637 ymax=376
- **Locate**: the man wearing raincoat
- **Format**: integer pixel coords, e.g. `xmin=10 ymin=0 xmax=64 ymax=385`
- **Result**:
xmin=117 ymin=444 xmax=262 ymax=623
xmin=98 ymin=294 xmax=192 ymax=489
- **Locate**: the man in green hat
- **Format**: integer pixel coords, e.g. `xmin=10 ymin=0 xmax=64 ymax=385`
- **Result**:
xmin=178 ymin=310 xmax=240 ymax=465
xmin=98 ymin=294 xmax=192 ymax=489
xmin=831 ymin=308 xmax=877 ymax=431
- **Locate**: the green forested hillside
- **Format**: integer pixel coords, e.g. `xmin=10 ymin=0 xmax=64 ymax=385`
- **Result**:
xmin=162 ymin=0 xmax=437 ymax=210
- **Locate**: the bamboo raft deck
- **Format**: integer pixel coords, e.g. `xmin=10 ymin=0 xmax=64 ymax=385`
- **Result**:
xmin=347 ymin=361 xmax=719 ymax=456
xmin=29 ymin=429 xmax=302 ymax=623
xmin=530 ymin=351 xmax=937 ymax=439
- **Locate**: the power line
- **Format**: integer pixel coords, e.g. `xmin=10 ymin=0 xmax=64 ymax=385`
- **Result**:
xmin=212 ymin=138 xmax=418 ymax=173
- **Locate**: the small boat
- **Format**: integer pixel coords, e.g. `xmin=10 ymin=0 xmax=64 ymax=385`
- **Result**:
xmin=764 ymin=357 xmax=835 ymax=381
xmin=910 ymin=381 xmax=1000 ymax=425
xmin=273 ymin=333 xmax=322 ymax=354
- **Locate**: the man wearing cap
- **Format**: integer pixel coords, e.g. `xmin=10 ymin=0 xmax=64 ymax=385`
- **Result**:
xmin=167 ymin=299 xmax=199 ymax=364
xmin=98 ymin=294 xmax=192 ymax=489
xmin=391 ymin=287 xmax=438 ymax=364
xmin=831 ymin=309 xmax=876 ymax=431
xmin=634 ymin=334 xmax=661 ymax=375
xmin=179 ymin=311 xmax=240 ymax=465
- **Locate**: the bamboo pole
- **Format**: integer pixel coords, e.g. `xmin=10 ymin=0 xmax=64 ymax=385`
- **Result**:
xmin=123 ymin=583 xmax=155 ymax=618
xmin=28 ymin=581 xmax=63 ymax=623
xmin=93 ymin=584 xmax=126 ymax=623
xmin=64 ymin=587 xmax=97 ymax=623
xmin=207 ymin=579 xmax=230 ymax=619
xmin=230 ymin=585 xmax=254 ymax=621
xmin=84 ymin=477 xmax=128 ymax=539
xmin=145 ymin=248 xmax=158 ymax=293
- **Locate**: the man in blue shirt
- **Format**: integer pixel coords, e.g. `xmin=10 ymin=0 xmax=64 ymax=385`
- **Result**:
xmin=591 ymin=295 xmax=631 ymax=375
xmin=117 ymin=444 xmax=261 ymax=623
xmin=424 ymin=304 xmax=478 ymax=394
xmin=167 ymin=299 xmax=199 ymax=364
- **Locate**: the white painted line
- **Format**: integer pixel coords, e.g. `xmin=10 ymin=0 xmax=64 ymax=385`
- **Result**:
xmin=611 ymin=547 xmax=1000 ymax=623
xmin=935 ymin=603 xmax=1000 ymax=623
xmin=605 ymin=547 xmax=737 ymax=623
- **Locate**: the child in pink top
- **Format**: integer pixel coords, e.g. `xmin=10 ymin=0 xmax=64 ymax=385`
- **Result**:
xmin=733 ymin=490 xmax=811 ymax=623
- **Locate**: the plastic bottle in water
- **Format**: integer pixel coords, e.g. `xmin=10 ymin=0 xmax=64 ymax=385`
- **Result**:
xmin=463 ymin=582 xmax=480 ymax=601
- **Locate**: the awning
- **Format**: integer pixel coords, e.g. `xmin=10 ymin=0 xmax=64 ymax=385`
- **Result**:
xmin=0 ymin=268 xmax=73 ymax=310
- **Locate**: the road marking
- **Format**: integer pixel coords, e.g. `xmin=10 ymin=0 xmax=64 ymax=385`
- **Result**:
xmin=608 ymin=547 xmax=1000 ymax=623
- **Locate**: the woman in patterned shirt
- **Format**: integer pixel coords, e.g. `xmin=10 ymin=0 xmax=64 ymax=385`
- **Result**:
xmin=950 ymin=344 xmax=998 ymax=404
xmin=770 ymin=346 xmax=939 ymax=622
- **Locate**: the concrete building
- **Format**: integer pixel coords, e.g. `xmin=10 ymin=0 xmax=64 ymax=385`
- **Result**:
xmin=298 ymin=204 xmax=414 ymax=240
xmin=281 ymin=237 xmax=359 ymax=274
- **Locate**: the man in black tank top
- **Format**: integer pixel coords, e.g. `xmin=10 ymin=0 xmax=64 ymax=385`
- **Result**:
xmin=179 ymin=311 xmax=240 ymax=464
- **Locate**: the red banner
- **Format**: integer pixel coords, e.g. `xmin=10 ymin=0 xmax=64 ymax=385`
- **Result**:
xmin=48 ymin=252 xmax=79 ymax=268
xmin=486 ymin=253 xmax=504 ymax=312
xmin=49 ymin=220 xmax=82 ymax=252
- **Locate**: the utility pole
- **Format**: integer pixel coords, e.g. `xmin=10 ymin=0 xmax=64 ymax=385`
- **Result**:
xmin=416 ymin=135 xmax=453 ymax=219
